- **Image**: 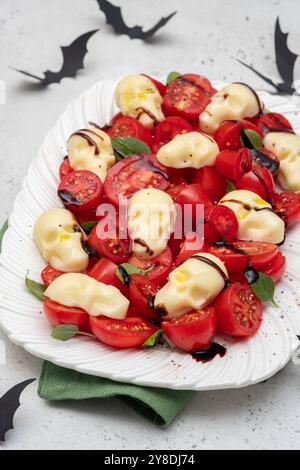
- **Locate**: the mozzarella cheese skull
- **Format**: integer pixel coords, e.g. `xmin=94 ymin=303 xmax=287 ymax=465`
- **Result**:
xmin=128 ymin=188 xmax=175 ymax=260
xmin=45 ymin=273 xmax=129 ymax=319
xmin=33 ymin=208 xmax=89 ymax=272
xmin=67 ymin=128 xmax=115 ymax=182
xmin=157 ymin=131 xmax=220 ymax=169
xmin=115 ymin=74 xmax=165 ymax=129
xmin=264 ymin=132 xmax=300 ymax=191
xmin=154 ymin=253 xmax=228 ymax=320
xmin=220 ymin=190 xmax=285 ymax=244
xmin=199 ymin=83 xmax=263 ymax=134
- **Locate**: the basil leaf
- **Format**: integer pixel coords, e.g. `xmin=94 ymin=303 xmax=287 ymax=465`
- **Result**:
xmin=240 ymin=129 xmax=263 ymax=150
xmin=226 ymin=180 xmax=236 ymax=194
xmin=0 ymin=220 xmax=8 ymax=251
xmin=251 ymin=273 xmax=277 ymax=305
xmin=51 ymin=325 xmax=79 ymax=341
xmin=166 ymin=71 xmax=181 ymax=86
xmin=81 ymin=221 xmax=98 ymax=234
xmin=264 ymin=108 xmax=271 ymax=115
xmin=143 ymin=329 xmax=163 ymax=349
xmin=116 ymin=263 xmax=154 ymax=285
xmin=111 ymin=137 xmax=151 ymax=160
xmin=25 ymin=277 xmax=46 ymax=301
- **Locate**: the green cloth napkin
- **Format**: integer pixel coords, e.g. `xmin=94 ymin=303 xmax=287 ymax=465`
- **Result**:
xmin=0 ymin=220 xmax=193 ymax=427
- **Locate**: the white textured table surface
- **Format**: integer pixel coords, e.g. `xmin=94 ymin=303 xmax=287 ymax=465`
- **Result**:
xmin=1 ymin=0 xmax=300 ymax=451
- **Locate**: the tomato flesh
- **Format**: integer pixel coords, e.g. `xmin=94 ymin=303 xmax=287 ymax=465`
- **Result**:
xmin=87 ymin=257 xmax=129 ymax=297
xmin=214 ymin=120 xmax=262 ymax=151
xmin=90 ymin=315 xmax=160 ymax=349
xmin=128 ymin=247 xmax=173 ymax=287
xmin=107 ymin=115 xmax=153 ymax=148
xmin=58 ymin=170 xmax=103 ymax=214
xmin=215 ymin=283 xmax=262 ymax=337
xmin=152 ymin=116 xmax=193 ymax=153
xmin=43 ymin=298 xmax=89 ymax=330
xmin=257 ymin=112 xmax=293 ymax=137
xmin=175 ymin=232 xmax=208 ymax=266
xmin=215 ymin=148 xmax=253 ymax=182
xmin=259 ymin=252 xmax=286 ymax=284
xmin=41 ymin=265 xmax=64 ymax=287
xmin=59 ymin=157 xmax=73 ymax=180
xmin=162 ymin=307 xmax=217 ymax=352
xmin=236 ymin=167 xmax=275 ymax=202
xmin=129 ymin=274 xmax=160 ymax=321
xmin=87 ymin=224 xmax=131 ymax=265
xmin=208 ymin=205 xmax=238 ymax=242
xmin=191 ymin=166 xmax=227 ymax=203
xmin=273 ymin=192 xmax=300 ymax=228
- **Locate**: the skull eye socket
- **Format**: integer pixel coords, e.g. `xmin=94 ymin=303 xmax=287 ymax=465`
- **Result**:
xmin=190 ymin=285 xmax=205 ymax=301
xmin=174 ymin=269 xmax=190 ymax=283
xmin=45 ymin=230 xmax=59 ymax=243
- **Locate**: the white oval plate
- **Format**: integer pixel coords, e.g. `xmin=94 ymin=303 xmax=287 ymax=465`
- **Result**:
xmin=1 ymin=80 xmax=300 ymax=391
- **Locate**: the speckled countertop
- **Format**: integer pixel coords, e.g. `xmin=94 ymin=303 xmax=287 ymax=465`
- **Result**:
xmin=0 ymin=0 xmax=300 ymax=451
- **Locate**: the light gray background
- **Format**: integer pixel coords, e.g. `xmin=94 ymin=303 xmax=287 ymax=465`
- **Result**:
xmin=0 ymin=0 xmax=300 ymax=451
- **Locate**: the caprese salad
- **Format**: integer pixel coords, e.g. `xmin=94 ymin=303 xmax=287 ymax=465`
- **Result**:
xmin=29 ymin=72 xmax=300 ymax=358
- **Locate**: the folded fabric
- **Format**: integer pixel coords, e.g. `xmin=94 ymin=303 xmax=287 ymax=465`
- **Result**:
xmin=39 ymin=362 xmax=193 ymax=427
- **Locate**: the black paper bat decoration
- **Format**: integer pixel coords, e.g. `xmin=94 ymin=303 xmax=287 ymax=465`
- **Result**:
xmin=236 ymin=18 xmax=298 ymax=95
xmin=0 ymin=379 xmax=36 ymax=442
xmin=96 ymin=0 xmax=177 ymax=40
xmin=12 ymin=30 xmax=99 ymax=85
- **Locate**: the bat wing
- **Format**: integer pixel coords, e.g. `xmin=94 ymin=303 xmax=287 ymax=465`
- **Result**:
xmin=13 ymin=30 xmax=98 ymax=85
xmin=0 ymin=379 xmax=35 ymax=442
xmin=235 ymin=58 xmax=281 ymax=92
xmin=275 ymin=17 xmax=298 ymax=87
xmin=96 ymin=0 xmax=176 ymax=40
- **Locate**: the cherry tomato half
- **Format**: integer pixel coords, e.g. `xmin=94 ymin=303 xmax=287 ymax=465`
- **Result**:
xmin=215 ymin=282 xmax=262 ymax=337
xmin=87 ymin=257 xmax=129 ymax=297
xmin=41 ymin=265 xmax=64 ymax=287
xmin=175 ymin=232 xmax=208 ymax=266
xmin=208 ymin=205 xmax=238 ymax=242
xmin=129 ymin=274 xmax=160 ymax=321
xmin=167 ymin=175 xmax=188 ymax=201
xmin=259 ymin=252 xmax=286 ymax=284
xmin=87 ymin=224 xmax=131 ymax=265
xmin=89 ymin=315 xmax=160 ymax=349
xmin=152 ymin=117 xmax=193 ymax=153
xmin=164 ymin=74 xmax=215 ymax=121
xmin=59 ymin=157 xmax=73 ymax=181
xmin=107 ymin=116 xmax=153 ymax=148
xmin=58 ymin=170 xmax=103 ymax=214
xmin=43 ymin=298 xmax=89 ymax=330
xmin=257 ymin=112 xmax=293 ymax=137
xmin=162 ymin=307 xmax=217 ymax=353
xmin=273 ymin=192 xmax=300 ymax=228
xmin=250 ymin=147 xmax=280 ymax=177
xmin=215 ymin=148 xmax=253 ymax=182
xmin=103 ymin=154 xmax=170 ymax=206
xmin=191 ymin=166 xmax=227 ymax=203
xmin=142 ymin=74 xmax=167 ymax=97
xmin=236 ymin=167 xmax=275 ymax=202
xmin=128 ymin=247 xmax=173 ymax=287
xmin=209 ymin=240 xmax=279 ymax=274
xmin=214 ymin=120 xmax=262 ymax=151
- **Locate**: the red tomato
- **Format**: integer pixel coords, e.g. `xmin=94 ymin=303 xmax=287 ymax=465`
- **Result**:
xmin=191 ymin=166 xmax=227 ymax=203
xmin=87 ymin=224 xmax=131 ymax=265
xmin=215 ymin=148 xmax=253 ymax=182
xmin=175 ymin=232 xmax=207 ymax=266
xmin=208 ymin=205 xmax=238 ymax=242
xmin=58 ymin=170 xmax=103 ymax=214
xmin=162 ymin=307 xmax=217 ymax=353
xmin=43 ymin=298 xmax=89 ymax=330
xmin=129 ymin=274 xmax=160 ymax=321
xmin=59 ymin=157 xmax=73 ymax=180
xmin=41 ymin=265 xmax=64 ymax=287
xmin=87 ymin=258 xmax=128 ymax=297
xmin=128 ymin=247 xmax=173 ymax=286
xmin=107 ymin=116 xmax=153 ymax=148
xmin=167 ymin=175 xmax=188 ymax=200
xmin=260 ymin=252 xmax=286 ymax=284
xmin=209 ymin=241 xmax=279 ymax=274
xmin=142 ymin=74 xmax=167 ymax=96
xmin=163 ymin=74 xmax=215 ymax=121
xmin=250 ymin=147 xmax=280 ymax=177
xmin=214 ymin=120 xmax=262 ymax=151
xmin=103 ymin=154 xmax=170 ymax=206
xmin=89 ymin=315 xmax=160 ymax=349
xmin=176 ymin=184 xmax=212 ymax=230
xmin=236 ymin=167 xmax=275 ymax=202
xmin=273 ymin=192 xmax=300 ymax=228
xmin=257 ymin=112 xmax=293 ymax=137
xmin=215 ymin=283 xmax=262 ymax=337
xmin=152 ymin=117 xmax=193 ymax=153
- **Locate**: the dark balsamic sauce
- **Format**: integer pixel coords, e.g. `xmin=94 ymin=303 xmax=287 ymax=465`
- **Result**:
xmin=118 ymin=266 xmax=131 ymax=287
xmin=240 ymin=128 xmax=256 ymax=150
xmin=192 ymin=343 xmax=227 ymax=363
xmin=58 ymin=190 xmax=79 ymax=205
xmin=179 ymin=77 xmax=214 ymax=97
xmin=191 ymin=255 xmax=230 ymax=286
xmin=155 ymin=305 xmax=169 ymax=319
xmin=82 ymin=241 xmax=99 ymax=258
xmin=214 ymin=240 xmax=249 ymax=255
xmin=262 ymin=125 xmax=295 ymax=135
xmin=251 ymin=148 xmax=280 ymax=175
xmin=135 ymin=159 xmax=170 ymax=182
xmin=148 ymin=295 xmax=156 ymax=309
xmin=134 ymin=239 xmax=154 ymax=257
xmin=244 ymin=265 xmax=260 ymax=284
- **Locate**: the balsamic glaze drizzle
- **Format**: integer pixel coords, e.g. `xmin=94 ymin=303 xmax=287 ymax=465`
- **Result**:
xmin=191 ymin=343 xmax=227 ymax=363
xmin=250 ymin=148 xmax=280 ymax=175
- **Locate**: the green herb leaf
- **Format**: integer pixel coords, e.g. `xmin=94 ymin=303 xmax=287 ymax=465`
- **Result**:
xmin=0 ymin=220 xmax=8 ymax=251
xmin=111 ymin=137 xmax=151 ymax=160
xmin=240 ymin=129 xmax=263 ymax=150
xmin=251 ymin=273 xmax=277 ymax=305
xmin=166 ymin=71 xmax=181 ymax=85
xmin=143 ymin=329 xmax=163 ymax=349
xmin=116 ymin=263 xmax=155 ymax=285
xmin=264 ymin=108 xmax=271 ymax=115
xmin=51 ymin=324 xmax=79 ymax=341
xmin=226 ymin=180 xmax=236 ymax=194
xmin=81 ymin=221 xmax=98 ymax=234
xmin=25 ymin=277 xmax=46 ymax=301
